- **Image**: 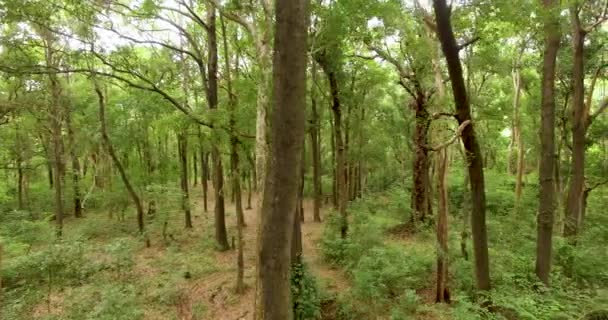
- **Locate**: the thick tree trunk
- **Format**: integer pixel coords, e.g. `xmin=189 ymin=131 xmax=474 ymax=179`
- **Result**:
xmin=178 ymin=132 xmax=193 ymax=229
xmin=95 ymin=82 xmax=147 ymax=245
xmin=433 ymin=0 xmax=491 ymax=290
xmin=512 ymin=68 xmax=524 ymax=205
xmin=535 ymin=0 xmax=560 ymax=286
xmin=564 ymin=8 xmax=586 ymax=239
xmin=254 ymin=0 xmax=308 ymax=317
xmin=412 ymin=96 xmax=431 ymax=224
xmin=207 ymin=5 xmax=230 ymax=251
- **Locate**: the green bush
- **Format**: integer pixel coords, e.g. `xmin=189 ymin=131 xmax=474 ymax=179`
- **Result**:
xmin=350 ymin=244 xmax=432 ymax=305
xmin=2 ymin=239 xmax=96 ymax=289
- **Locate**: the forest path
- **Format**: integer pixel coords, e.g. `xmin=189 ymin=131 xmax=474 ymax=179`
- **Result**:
xmin=160 ymin=188 xmax=349 ymax=320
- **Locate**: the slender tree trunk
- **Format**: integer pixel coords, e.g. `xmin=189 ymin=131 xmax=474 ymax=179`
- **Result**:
xmin=65 ymin=102 xmax=83 ymax=218
xmin=512 ymin=66 xmax=525 ymax=206
xmin=435 ymin=148 xmax=450 ymax=303
xmin=433 ymin=0 xmax=491 ymax=290
xmin=316 ymin=54 xmax=348 ymax=238
xmin=207 ymin=5 xmax=229 ymax=251
xmin=254 ymin=0 xmax=308 ymax=316
xmin=535 ymin=0 xmax=560 ymax=286
xmin=330 ymin=115 xmax=337 ymax=208
xmin=200 ymin=148 xmax=209 ymax=213
xmin=193 ymin=152 xmax=198 ymax=186
xmin=94 ymin=81 xmax=147 ymax=245
xmin=178 ymin=132 xmax=193 ymax=229
xmin=310 ymin=61 xmax=322 ymax=222
xmin=43 ymin=32 xmax=64 ymax=237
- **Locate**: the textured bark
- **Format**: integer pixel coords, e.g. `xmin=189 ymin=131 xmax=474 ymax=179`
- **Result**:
xmin=433 ymin=0 xmax=491 ymax=290
xmin=95 ymin=82 xmax=146 ymax=243
xmin=178 ymin=132 xmax=192 ymax=229
xmin=412 ymin=95 xmax=431 ymax=224
xmin=254 ymin=0 xmax=308 ymax=317
xmin=535 ymin=0 xmax=560 ymax=286
xmin=207 ymin=5 xmax=229 ymax=251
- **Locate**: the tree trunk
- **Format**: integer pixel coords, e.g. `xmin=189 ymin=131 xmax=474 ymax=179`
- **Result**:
xmin=207 ymin=5 xmax=229 ymax=251
xmin=310 ymin=61 xmax=322 ymax=222
xmin=178 ymin=132 xmax=193 ymax=229
xmin=200 ymin=148 xmax=209 ymax=213
xmin=535 ymin=0 xmax=560 ymax=286
xmin=564 ymin=7 xmax=586 ymax=240
xmin=433 ymin=0 xmax=491 ymax=290
xmin=412 ymin=96 xmax=431 ymax=225
xmin=316 ymin=54 xmax=348 ymax=238
xmin=435 ymin=148 xmax=450 ymax=303
xmin=43 ymin=33 xmax=64 ymax=237
xmin=193 ymin=152 xmax=198 ymax=186
xmin=254 ymin=0 xmax=308 ymax=317
xmin=512 ymin=67 xmax=524 ymax=206
xmin=95 ymin=81 xmax=147 ymax=245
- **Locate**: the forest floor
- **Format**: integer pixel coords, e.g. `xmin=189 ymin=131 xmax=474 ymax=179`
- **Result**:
xmin=133 ymin=189 xmax=350 ymax=320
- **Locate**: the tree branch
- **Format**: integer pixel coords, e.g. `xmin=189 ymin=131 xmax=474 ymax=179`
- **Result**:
xmin=587 ymin=97 xmax=608 ymax=128
xmin=424 ymin=120 xmax=471 ymax=151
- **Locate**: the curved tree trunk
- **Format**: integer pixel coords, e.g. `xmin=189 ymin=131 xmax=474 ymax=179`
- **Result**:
xmin=95 ymin=82 xmax=147 ymax=245
xmin=433 ymin=0 xmax=491 ymax=290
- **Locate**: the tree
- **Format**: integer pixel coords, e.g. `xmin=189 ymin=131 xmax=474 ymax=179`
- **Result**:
xmin=564 ymin=1 xmax=608 ymax=239
xmin=433 ymin=0 xmax=491 ymax=291
xmin=535 ymin=0 xmax=561 ymax=286
xmin=254 ymin=0 xmax=308 ymax=318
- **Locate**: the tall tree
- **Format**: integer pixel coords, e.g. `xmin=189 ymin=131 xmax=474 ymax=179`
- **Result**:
xmin=535 ymin=0 xmax=561 ymax=286
xmin=564 ymin=2 xmax=608 ymax=239
xmin=433 ymin=0 xmax=491 ymax=290
xmin=207 ymin=5 xmax=230 ymax=251
xmin=254 ymin=0 xmax=308 ymax=317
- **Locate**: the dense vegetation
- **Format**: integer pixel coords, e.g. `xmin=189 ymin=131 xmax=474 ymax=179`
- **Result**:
xmin=0 ymin=0 xmax=607 ymax=319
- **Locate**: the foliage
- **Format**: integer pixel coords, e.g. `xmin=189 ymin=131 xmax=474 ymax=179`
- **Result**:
xmin=291 ymin=261 xmax=323 ymax=320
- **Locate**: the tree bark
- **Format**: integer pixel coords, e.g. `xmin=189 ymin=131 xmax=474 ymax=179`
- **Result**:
xmin=178 ymin=132 xmax=193 ymax=229
xmin=316 ymin=54 xmax=348 ymax=238
xmin=310 ymin=61 xmax=322 ymax=222
xmin=412 ymin=95 xmax=431 ymax=224
xmin=207 ymin=5 xmax=229 ymax=251
xmin=512 ymin=67 xmax=524 ymax=206
xmin=254 ymin=0 xmax=308 ymax=317
xmin=435 ymin=148 xmax=450 ymax=303
xmin=564 ymin=6 xmax=586 ymax=239
xmin=42 ymin=30 xmax=64 ymax=237
xmin=535 ymin=0 xmax=560 ymax=286
xmin=433 ymin=0 xmax=491 ymax=290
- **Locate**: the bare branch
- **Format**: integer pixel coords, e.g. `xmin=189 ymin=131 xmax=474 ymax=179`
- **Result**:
xmin=424 ymin=120 xmax=471 ymax=151
xmin=457 ymin=36 xmax=480 ymax=51
xmin=432 ymin=111 xmax=457 ymax=120
xmin=587 ymin=96 xmax=608 ymax=128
